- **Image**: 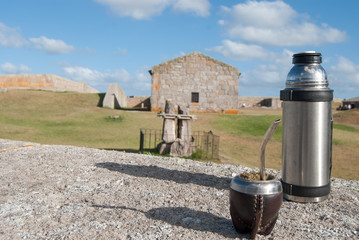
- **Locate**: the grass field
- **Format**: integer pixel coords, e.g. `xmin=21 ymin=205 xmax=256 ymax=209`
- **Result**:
xmin=0 ymin=90 xmax=358 ymax=180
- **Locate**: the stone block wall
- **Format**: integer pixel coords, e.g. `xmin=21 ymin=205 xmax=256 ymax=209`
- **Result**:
xmin=150 ymin=52 xmax=240 ymax=113
xmin=127 ymin=96 xmax=150 ymax=109
xmin=0 ymin=74 xmax=98 ymax=93
xmin=238 ymin=96 xmax=282 ymax=108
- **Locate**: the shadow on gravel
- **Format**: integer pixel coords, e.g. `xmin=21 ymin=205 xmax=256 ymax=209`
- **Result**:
xmin=95 ymin=162 xmax=231 ymax=190
xmin=99 ymin=148 xmax=139 ymax=153
xmin=92 ymin=205 xmax=244 ymax=239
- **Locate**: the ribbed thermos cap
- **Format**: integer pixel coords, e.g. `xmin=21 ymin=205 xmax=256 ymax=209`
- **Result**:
xmin=293 ymin=51 xmax=322 ymax=64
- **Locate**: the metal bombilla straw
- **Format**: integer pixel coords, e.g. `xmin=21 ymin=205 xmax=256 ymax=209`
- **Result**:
xmin=260 ymin=119 xmax=281 ymax=180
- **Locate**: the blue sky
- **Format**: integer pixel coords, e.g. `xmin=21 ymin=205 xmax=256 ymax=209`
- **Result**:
xmin=1 ymin=0 xmax=358 ymax=99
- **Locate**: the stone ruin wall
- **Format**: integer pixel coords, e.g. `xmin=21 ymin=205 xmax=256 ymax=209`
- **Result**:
xmin=238 ymin=97 xmax=341 ymax=109
xmin=102 ymin=83 xmax=127 ymax=109
xmin=150 ymin=52 xmax=240 ymax=114
xmin=0 ymin=74 xmax=98 ymax=93
xmin=128 ymin=96 xmax=283 ymax=111
xmin=239 ymin=96 xmax=282 ymax=108
xmin=127 ymin=96 xmax=151 ymax=109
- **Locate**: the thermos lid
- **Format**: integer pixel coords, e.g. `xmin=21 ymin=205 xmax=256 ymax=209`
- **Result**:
xmin=284 ymin=51 xmax=330 ymax=91
xmin=293 ymin=51 xmax=322 ymax=64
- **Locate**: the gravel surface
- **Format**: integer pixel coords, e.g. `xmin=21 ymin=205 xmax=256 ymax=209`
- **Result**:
xmin=0 ymin=138 xmax=358 ymax=239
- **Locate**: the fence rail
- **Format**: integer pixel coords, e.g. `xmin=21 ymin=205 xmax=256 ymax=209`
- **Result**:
xmin=139 ymin=129 xmax=162 ymax=153
xmin=192 ymin=131 xmax=220 ymax=160
xmin=139 ymin=129 xmax=220 ymax=159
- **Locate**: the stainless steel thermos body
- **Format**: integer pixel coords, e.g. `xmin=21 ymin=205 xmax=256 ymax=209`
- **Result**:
xmin=280 ymin=52 xmax=333 ymax=203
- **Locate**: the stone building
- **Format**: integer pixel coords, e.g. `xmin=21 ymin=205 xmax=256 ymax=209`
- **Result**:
xmin=149 ymin=52 xmax=240 ymax=113
xmin=342 ymin=97 xmax=359 ymax=109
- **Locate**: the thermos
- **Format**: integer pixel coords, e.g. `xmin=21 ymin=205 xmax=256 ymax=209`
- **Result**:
xmin=280 ymin=51 xmax=333 ymax=203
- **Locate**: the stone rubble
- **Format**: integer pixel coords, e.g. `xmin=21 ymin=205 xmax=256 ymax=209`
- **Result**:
xmin=0 ymin=138 xmax=358 ymax=240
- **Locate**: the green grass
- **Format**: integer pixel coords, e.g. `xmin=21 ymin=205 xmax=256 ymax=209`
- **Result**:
xmin=0 ymin=90 xmax=162 ymax=149
xmin=1 ymin=90 xmax=358 ymax=180
xmin=213 ymin=114 xmax=282 ymax=139
xmin=333 ymin=123 xmax=358 ymax=132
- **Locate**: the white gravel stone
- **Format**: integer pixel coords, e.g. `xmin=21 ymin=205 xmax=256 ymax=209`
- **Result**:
xmin=0 ymin=138 xmax=358 ymax=239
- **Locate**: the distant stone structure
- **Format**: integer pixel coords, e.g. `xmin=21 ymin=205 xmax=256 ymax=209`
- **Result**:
xmin=342 ymin=97 xmax=359 ymax=109
xmin=260 ymin=98 xmax=281 ymax=108
xmin=149 ymin=52 xmax=240 ymax=113
xmin=126 ymin=96 xmax=151 ymax=110
xmin=238 ymin=97 xmax=282 ymax=109
xmin=238 ymin=97 xmax=341 ymax=109
xmin=102 ymin=83 xmax=127 ymax=109
xmin=0 ymin=74 xmax=98 ymax=93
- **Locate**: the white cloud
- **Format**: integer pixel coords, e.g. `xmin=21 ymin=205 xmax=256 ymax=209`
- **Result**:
xmin=240 ymin=50 xmax=293 ymax=87
xmin=242 ymin=64 xmax=282 ymax=85
xmin=81 ymin=47 xmax=97 ymax=56
xmin=63 ymin=66 xmax=131 ymax=87
xmin=329 ymin=57 xmax=359 ymax=79
xmin=0 ymin=22 xmax=27 ymax=47
xmin=235 ymin=54 xmax=359 ymax=98
xmin=173 ymin=0 xmax=210 ymax=17
xmin=0 ymin=23 xmax=76 ymax=55
xmin=221 ymin=1 xmax=295 ymax=29
xmin=1 ymin=62 xmax=32 ymax=74
xmin=114 ymin=48 xmax=128 ymax=56
xmin=29 ymin=36 xmax=75 ymax=54
xmin=62 ymin=65 xmax=151 ymax=95
xmin=208 ymin=40 xmax=271 ymax=61
xmin=94 ymin=0 xmax=210 ymax=19
xmin=220 ymin=0 xmax=347 ymax=47
xmin=94 ymin=0 xmax=172 ymax=20
xmin=328 ymin=57 xmax=359 ymax=93
xmin=134 ymin=66 xmax=151 ymax=92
